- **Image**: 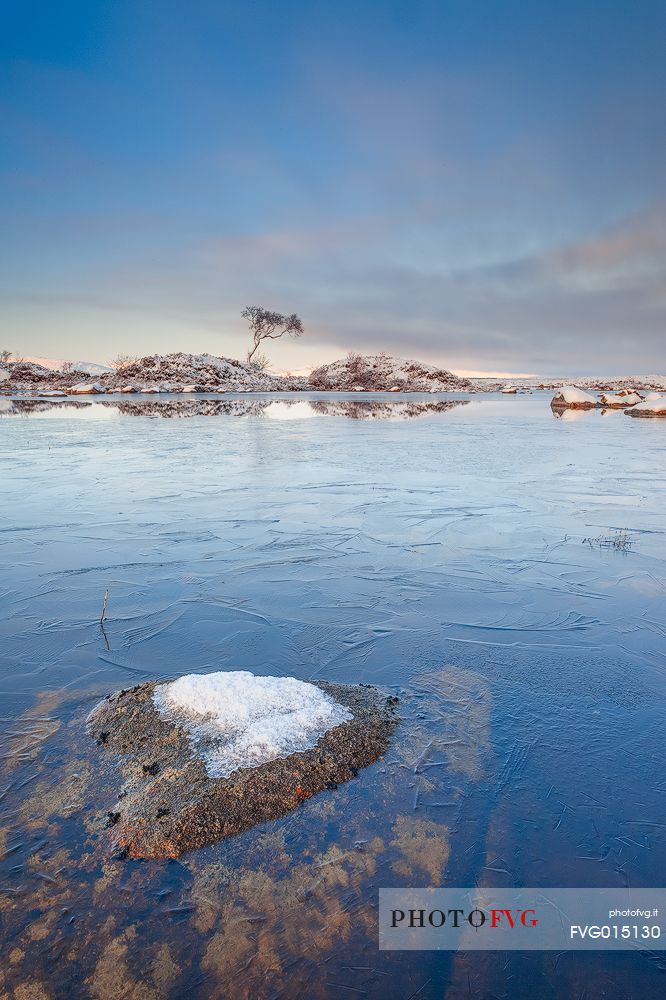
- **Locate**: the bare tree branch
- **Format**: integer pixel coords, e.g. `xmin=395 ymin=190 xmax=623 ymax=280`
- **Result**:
xmin=241 ymin=306 xmax=304 ymax=364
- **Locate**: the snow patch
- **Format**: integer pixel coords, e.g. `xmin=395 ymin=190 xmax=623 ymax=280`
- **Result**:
xmin=153 ymin=670 xmax=353 ymax=778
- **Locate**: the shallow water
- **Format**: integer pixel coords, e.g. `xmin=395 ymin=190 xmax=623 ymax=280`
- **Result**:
xmin=1 ymin=392 xmax=665 ymax=998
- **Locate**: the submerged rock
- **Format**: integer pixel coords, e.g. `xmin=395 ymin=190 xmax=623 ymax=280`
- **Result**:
xmin=87 ymin=674 xmax=398 ymax=858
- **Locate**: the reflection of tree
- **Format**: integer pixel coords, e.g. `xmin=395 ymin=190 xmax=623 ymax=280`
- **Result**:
xmin=309 ymin=399 xmax=469 ymax=420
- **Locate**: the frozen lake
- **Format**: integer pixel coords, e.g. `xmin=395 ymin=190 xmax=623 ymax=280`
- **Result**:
xmin=1 ymin=392 xmax=665 ymax=998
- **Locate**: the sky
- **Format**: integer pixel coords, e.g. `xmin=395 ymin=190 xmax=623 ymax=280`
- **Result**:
xmin=1 ymin=1 xmax=665 ymax=376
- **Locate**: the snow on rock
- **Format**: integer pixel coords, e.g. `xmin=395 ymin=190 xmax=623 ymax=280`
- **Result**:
xmin=67 ymin=382 xmax=106 ymax=395
xmin=153 ymin=670 xmax=353 ymax=779
xmin=0 ymin=398 xmax=14 ymax=413
xmin=626 ymin=398 xmax=666 ymax=417
xmin=550 ymin=386 xmax=598 ymax=409
xmin=308 ymin=354 xmax=471 ymax=392
xmin=644 ymin=392 xmax=664 ymax=401
xmin=599 ymin=392 xmax=642 ymax=408
xmin=501 ymin=386 xmax=518 ymax=394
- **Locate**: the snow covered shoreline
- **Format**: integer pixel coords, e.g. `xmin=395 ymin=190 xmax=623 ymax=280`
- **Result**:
xmin=2 ymin=352 xmax=665 ymax=397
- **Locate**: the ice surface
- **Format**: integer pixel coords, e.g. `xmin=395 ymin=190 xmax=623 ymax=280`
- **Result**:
xmin=153 ymin=670 xmax=352 ymax=778
xmin=3 ymin=391 xmax=666 ymax=997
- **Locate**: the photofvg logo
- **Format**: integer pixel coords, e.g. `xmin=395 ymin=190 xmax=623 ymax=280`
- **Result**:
xmin=379 ymin=888 xmax=666 ymax=951
xmin=391 ymin=903 xmax=538 ymax=931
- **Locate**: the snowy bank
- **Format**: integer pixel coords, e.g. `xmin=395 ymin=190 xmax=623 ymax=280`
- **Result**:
xmin=67 ymin=382 xmax=106 ymax=395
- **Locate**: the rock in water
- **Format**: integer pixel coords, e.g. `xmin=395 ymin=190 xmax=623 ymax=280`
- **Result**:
xmin=87 ymin=673 xmax=398 ymax=858
xmin=550 ymin=385 xmax=599 ymax=410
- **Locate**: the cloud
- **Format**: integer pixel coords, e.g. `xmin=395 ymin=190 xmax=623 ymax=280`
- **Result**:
xmin=3 ymin=3 xmax=665 ymax=373
xmin=7 ymin=201 xmax=663 ymax=375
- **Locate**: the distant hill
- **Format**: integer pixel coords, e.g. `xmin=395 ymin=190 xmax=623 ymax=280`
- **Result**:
xmin=20 ymin=356 xmax=114 ymax=375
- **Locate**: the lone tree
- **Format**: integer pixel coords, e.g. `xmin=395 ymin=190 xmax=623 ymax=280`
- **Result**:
xmin=242 ymin=306 xmax=303 ymax=366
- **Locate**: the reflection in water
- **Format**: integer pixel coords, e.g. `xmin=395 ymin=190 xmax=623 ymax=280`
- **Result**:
xmin=309 ymin=399 xmax=467 ymax=420
xmin=551 ymin=406 xmax=592 ymax=421
xmin=4 ymin=397 xmax=469 ymax=420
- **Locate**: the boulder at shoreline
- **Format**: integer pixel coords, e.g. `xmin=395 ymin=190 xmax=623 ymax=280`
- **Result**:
xmin=550 ymin=386 xmax=599 ymax=410
xmin=626 ymin=397 xmax=666 ymax=418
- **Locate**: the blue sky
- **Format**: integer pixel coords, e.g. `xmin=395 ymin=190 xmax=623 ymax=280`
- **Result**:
xmin=1 ymin=0 xmax=665 ymax=374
